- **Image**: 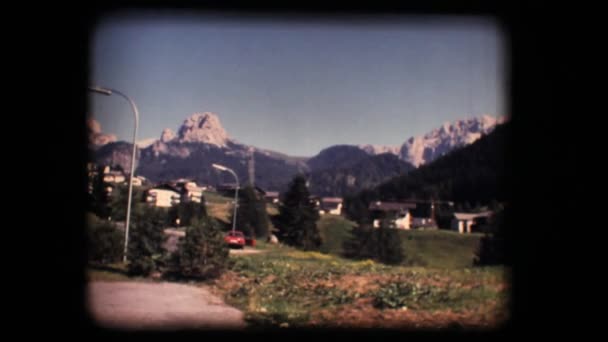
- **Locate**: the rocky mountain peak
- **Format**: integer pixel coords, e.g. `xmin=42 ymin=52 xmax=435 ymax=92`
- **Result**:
xmin=161 ymin=128 xmax=176 ymax=143
xmin=177 ymin=112 xmax=230 ymax=146
xmin=399 ymin=115 xmax=504 ymax=167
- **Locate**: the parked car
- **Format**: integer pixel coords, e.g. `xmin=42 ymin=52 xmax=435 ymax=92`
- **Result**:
xmin=224 ymin=231 xmax=246 ymax=249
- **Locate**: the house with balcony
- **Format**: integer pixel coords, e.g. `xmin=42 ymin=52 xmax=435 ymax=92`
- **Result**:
xmin=102 ymin=165 xmax=126 ymax=184
xmin=264 ymin=191 xmax=280 ymax=204
xmin=319 ymin=197 xmax=343 ymax=216
xmin=174 ymin=179 xmax=206 ymax=203
xmin=145 ymin=184 xmax=181 ymax=208
xmin=451 ymin=211 xmax=493 ymax=234
xmin=368 ymin=201 xmax=417 ymax=229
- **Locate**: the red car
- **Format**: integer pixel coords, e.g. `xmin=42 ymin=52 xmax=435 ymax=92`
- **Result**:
xmin=224 ymin=231 xmax=246 ymax=249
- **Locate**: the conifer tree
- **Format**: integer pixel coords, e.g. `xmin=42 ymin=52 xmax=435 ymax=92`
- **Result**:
xmin=276 ymin=175 xmax=322 ymax=250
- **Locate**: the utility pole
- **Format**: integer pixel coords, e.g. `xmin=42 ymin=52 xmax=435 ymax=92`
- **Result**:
xmin=248 ymin=147 xmax=255 ymax=187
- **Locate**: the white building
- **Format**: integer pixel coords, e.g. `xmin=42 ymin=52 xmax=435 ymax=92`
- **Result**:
xmin=373 ymin=210 xmax=412 ymax=229
xmin=369 ymin=201 xmax=416 ymax=229
xmin=318 ymin=197 xmax=343 ymax=216
xmin=103 ymin=170 xmax=126 ymax=184
xmin=451 ymin=212 xmax=493 ymax=234
xmin=130 ymin=176 xmax=147 ymax=187
xmin=175 ymin=179 xmax=205 ymax=203
xmin=146 ymin=185 xmax=181 ymax=208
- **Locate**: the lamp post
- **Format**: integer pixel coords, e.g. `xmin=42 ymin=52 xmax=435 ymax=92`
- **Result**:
xmin=88 ymin=86 xmax=139 ymax=263
xmin=212 ymin=163 xmax=239 ymax=233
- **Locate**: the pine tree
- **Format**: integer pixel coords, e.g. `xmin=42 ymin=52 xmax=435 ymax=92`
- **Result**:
xmin=474 ymin=206 xmax=508 ymax=266
xmin=342 ymin=224 xmax=375 ymax=260
xmin=374 ymin=220 xmax=405 ymax=265
xmin=276 ymin=175 xmax=322 ymax=250
xmin=342 ymin=220 xmax=405 ymax=265
xmin=236 ymin=186 xmax=270 ymax=239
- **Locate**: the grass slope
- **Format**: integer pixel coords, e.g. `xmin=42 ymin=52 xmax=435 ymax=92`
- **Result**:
xmin=209 ymin=245 xmax=509 ymax=329
xmin=316 ymin=215 xmax=483 ymax=268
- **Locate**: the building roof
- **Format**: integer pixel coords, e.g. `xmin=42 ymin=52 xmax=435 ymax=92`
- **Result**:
xmin=369 ymin=201 xmax=416 ymax=211
xmin=217 ymin=183 xmax=238 ymax=190
xmin=265 ymin=191 xmax=279 ymax=197
xmin=149 ymin=184 xmax=181 ymax=193
xmin=453 ymin=211 xmax=493 ymax=220
xmin=321 ymin=197 xmax=343 ymax=203
xmin=254 ymin=186 xmax=266 ymax=195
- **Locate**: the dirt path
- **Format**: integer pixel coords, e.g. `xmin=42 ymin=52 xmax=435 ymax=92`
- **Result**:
xmin=87 ymin=281 xmax=246 ymax=330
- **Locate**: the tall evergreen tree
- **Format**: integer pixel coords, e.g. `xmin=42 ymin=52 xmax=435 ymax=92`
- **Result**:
xmin=342 ymin=224 xmax=375 ymax=260
xmin=276 ymin=175 xmax=322 ymax=250
xmin=171 ymin=200 xmax=208 ymax=227
xmin=474 ymin=206 xmax=508 ymax=266
xmin=342 ymin=220 xmax=405 ymax=265
xmin=236 ymin=186 xmax=270 ymax=239
xmin=374 ymin=221 xmax=405 ymax=265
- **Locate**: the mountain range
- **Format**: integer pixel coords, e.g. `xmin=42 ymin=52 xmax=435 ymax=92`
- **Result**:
xmin=90 ymin=112 xmax=506 ymax=195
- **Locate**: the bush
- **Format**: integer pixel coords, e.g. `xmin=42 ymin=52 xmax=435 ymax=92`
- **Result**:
xmin=372 ymin=283 xmax=413 ymax=309
xmin=168 ymin=217 xmax=230 ymax=279
xmin=86 ymin=214 xmax=124 ymax=264
xmin=372 ymin=282 xmax=450 ymax=310
xmin=127 ymin=206 xmax=167 ymax=276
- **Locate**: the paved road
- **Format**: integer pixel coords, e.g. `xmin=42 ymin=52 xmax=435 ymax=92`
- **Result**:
xmin=87 ymin=281 xmax=246 ymax=330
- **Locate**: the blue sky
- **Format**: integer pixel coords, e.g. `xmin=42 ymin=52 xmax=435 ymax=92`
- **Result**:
xmin=89 ymin=12 xmax=506 ymax=157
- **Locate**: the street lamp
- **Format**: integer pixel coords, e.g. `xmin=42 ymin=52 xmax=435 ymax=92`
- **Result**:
xmin=212 ymin=163 xmax=239 ymax=233
xmin=88 ymin=86 xmax=139 ymax=263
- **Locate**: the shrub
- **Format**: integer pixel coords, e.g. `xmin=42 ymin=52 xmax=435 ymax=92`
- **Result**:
xmin=127 ymin=206 xmax=167 ymax=276
xmin=168 ymin=217 xmax=230 ymax=279
xmin=86 ymin=214 xmax=124 ymax=264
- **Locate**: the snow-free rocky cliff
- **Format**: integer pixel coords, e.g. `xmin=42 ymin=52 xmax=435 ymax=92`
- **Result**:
xmin=357 ymin=114 xmax=506 ymax=167
xmin=90 ymin=112 xmax=506 ymax=192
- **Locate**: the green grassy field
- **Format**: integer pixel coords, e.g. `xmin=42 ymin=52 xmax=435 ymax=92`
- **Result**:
xmin=317 ymin=215 xmax=483 ymax=269
xmin=205 ymin=191 xmax=280 ymax=233
xmin=209 ymin=244 xmax=509 ymax=329
xmin=204 ymin=191 xmax=234 ymax=224
xmin=204 ymin=191 xmax=234 ymax=204
xmin=86 ymin=202 xmax=508 ymax=329
xmin=206 ymin=192 xmax=483 ymax=268
xmin=398 ymin=230 xmax=483 ymax=268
